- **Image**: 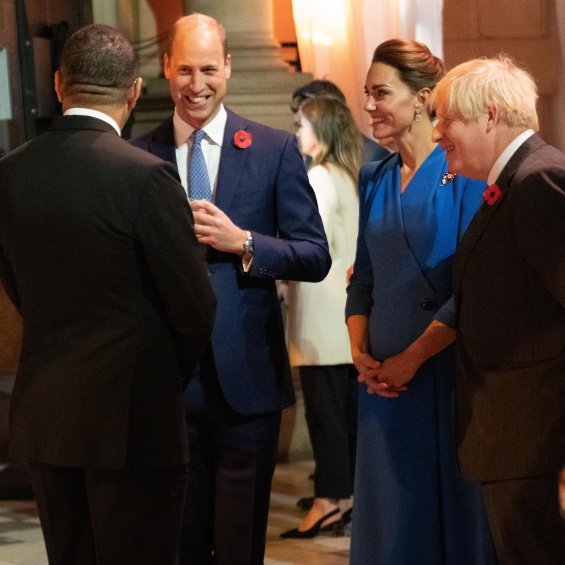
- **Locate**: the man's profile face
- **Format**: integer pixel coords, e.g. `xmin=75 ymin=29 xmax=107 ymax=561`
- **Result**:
xmin=432 ymin=95 xmax=490 ymax=180
xmin=164 ymin=23 xmax=231 ymax=129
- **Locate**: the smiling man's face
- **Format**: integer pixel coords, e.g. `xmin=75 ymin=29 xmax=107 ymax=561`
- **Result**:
xmin=164 ymin=20 xmax=231 ymax=129
xmin=432 ymin=94 xmax=492 ymax=180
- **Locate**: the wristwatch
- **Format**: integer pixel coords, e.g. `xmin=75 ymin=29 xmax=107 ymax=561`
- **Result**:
xmin=242 ymin=230 xmax=254 ymax=259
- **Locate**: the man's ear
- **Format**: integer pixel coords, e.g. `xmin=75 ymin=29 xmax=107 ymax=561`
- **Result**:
xmin=127 ymin=77 xmax=143 ymax=111
xmin=163 ymin=53 xmax=171 ymax=79
xmin=54 ymin=70 xmax=63 ymax=103
xmin=486 ymin=106 xmax=498 ymax=133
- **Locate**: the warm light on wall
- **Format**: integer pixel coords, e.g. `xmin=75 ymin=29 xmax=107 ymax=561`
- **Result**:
xmin=293 ymin=0 xmax=348 ymax=48
xmin=302 ymin=30 xmax=333 ymax=47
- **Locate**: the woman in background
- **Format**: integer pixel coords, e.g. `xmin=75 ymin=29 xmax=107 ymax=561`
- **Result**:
xmin=281 ymin=96 xmax=360 ymax=539
xmin=346 ymin=39 xmax=495 ymax=564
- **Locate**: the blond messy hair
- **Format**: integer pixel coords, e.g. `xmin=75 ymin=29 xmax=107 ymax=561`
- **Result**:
xmin=433 ymin=55 xmax=539 ymax=130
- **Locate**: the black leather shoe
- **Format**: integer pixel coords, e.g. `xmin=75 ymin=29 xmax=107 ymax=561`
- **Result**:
xmin=296 ymin=496 xmax=314 ymax=510
xmin=279 ymin=508 xmax=340 ymax=539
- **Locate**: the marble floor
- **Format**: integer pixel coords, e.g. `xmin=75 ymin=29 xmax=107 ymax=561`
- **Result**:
xmin=0 ymin=459 xmax=350 ymax=565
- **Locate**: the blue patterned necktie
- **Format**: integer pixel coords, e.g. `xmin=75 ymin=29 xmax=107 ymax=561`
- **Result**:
xmin=189 ymin=129 xmax=211 ymax=200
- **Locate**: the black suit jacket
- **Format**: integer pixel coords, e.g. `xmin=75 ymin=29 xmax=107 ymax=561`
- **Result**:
xmin=0 ymin=115 xmax=216 ymax=469
xmin=132 ymin=109 xmax=331 ymax=414
xmin=454 ymin=134 xmax=565 ymax=481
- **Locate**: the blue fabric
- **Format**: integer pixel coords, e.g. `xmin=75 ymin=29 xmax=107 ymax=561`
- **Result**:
xmin=189 ymin=130 xmax=211 ymax=201
xmin=347 ymin=147 xmax=494 ymax=564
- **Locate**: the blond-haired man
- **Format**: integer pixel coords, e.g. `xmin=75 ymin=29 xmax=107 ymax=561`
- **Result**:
xmin=432 ymin=56 xmax=565 ymax=564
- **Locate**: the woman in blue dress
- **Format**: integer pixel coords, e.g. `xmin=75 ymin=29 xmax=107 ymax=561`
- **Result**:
xmin=346 ymin=39 xmax=494 ymax=564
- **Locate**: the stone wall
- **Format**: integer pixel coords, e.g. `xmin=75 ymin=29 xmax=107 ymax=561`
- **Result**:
xmin=443 ymin=0 xmax=563 ymax=149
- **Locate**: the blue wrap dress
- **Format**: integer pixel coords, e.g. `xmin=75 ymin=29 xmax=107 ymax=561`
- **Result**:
xmin=346 ymin=146 xmax=494 ymax=564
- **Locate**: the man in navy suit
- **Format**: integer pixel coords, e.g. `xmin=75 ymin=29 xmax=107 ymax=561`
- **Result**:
xmin=432 ymin=56 xmax=565 ymax=564
xmin=132 ymin=13 xmax=330 ymax=565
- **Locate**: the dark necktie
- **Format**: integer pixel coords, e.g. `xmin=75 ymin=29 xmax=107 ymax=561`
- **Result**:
xmin=189 ymin=129 xmax=211 ymax=201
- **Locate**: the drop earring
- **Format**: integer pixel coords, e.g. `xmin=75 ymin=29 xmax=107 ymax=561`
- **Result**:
xmin=414 ymin=109 xmax=422 ymax=122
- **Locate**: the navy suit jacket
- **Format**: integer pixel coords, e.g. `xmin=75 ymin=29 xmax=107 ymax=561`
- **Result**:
xmin=132 ymin=109 xmax=331 ymax=414
xmin=454 ymin=134 xmax=565 ymax=481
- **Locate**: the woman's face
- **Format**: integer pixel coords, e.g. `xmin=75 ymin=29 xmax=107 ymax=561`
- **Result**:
xmin=364 ymin=62 xmax=420 ymax=141
xmin=295 ymin=112 xmax=320 ymax=159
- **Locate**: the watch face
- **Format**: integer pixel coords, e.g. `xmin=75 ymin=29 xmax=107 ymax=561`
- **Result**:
xmin=243 ymin=231 xmax=253 ymax=254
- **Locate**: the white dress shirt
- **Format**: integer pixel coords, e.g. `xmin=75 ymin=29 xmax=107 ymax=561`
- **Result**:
xmin=64 ymin=108 xmax=121 ymax=135
xmin=487 ymin=128 xmax=535 ymax=185
xmin=173 ymin=106 xmax=227 ymax=196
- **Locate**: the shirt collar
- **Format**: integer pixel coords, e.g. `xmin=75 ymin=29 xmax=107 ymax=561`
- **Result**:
xmin=63 ymin=108 xmax=121 ymax=136
xmin=487 ymin=129 xmax=535 ymax=185
xmin=172 ymin=105 xmax=227 ymax=147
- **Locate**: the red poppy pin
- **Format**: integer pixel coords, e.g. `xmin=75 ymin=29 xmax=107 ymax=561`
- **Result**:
xmin=483 ymin=183 xmax=502 ymax=206
xmin=233 ymin=130 xmax=252 ymax=149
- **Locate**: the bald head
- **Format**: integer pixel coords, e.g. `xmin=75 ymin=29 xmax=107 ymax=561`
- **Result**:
xmin=167 ymin=13 xmax=228 ymax=59
xmin=163 ymin=13 xmax=231 ymax=129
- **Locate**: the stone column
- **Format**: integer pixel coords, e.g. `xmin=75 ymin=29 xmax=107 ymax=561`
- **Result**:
xmin=187 ymin=0 xmax=288 ymax=72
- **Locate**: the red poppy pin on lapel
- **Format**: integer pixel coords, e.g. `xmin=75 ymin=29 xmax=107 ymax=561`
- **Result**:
xmin=483 ymin=184 xmax=502 ymax=206
xmin=233 ymin=130 xmax=252 ymax=149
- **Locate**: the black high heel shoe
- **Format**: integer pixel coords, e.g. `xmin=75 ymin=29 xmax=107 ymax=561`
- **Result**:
xmin=279 ymin=507 xmax=340 ymax=539
xmin=320 ymin=517 xmax=344 ymax=537
xmin=319 ymin=507 xmax=352 ymax=537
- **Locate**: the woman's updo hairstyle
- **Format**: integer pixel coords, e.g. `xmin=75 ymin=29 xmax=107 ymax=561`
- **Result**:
xmin=372 ymin=39 xmax=445 ymax=116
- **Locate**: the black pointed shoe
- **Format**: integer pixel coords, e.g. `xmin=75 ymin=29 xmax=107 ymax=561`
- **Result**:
xmin=279 ymin=507 xmax=340 ymax=539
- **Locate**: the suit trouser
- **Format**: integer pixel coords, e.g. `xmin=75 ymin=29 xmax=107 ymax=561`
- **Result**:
xmin=179 ymin=363 xmax=281 ymax=565
xmin=299 ymin=364 xmax=357 ymax=499
xmin=480 ymin=473 xmax=565 ymax=565
xmin=27 ymin=462 xmax=188 ymax=565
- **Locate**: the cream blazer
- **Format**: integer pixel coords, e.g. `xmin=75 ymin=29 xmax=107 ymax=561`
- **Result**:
xmin=286 ymin=163 xmax=359 ymax=366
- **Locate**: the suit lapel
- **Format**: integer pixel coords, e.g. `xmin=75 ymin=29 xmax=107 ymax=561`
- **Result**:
xmin=453 ymin=196 xmax=503 ymax=295
xmin=215 ymin=110 xmax=250 ymax=213
xmin=454 ymin=134 xmax=545 ymax=294
xmin=147 ymin=117 xmax=177 ymax=166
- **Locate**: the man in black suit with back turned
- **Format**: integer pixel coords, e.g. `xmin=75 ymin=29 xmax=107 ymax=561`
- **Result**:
xmin=0 ymin=24 xmax=216 ymax=564
xmin=432 ymin=56 xmax=565 ymax=564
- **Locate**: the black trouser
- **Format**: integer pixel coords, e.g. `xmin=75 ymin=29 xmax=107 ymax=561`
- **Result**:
xmin=28 ymin=462 xmax=188 ymax=565
xmin=481 ymin=473 xmax=565 ymax=565
xmin=179 ymin=365 xmax=281 ymax=565
xmin=299 ymin=364 xmax=357 ymax=499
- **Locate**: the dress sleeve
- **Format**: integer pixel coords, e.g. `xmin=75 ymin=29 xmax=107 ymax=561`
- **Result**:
xmin=346 ymin=164 xmax=375 ymax=319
